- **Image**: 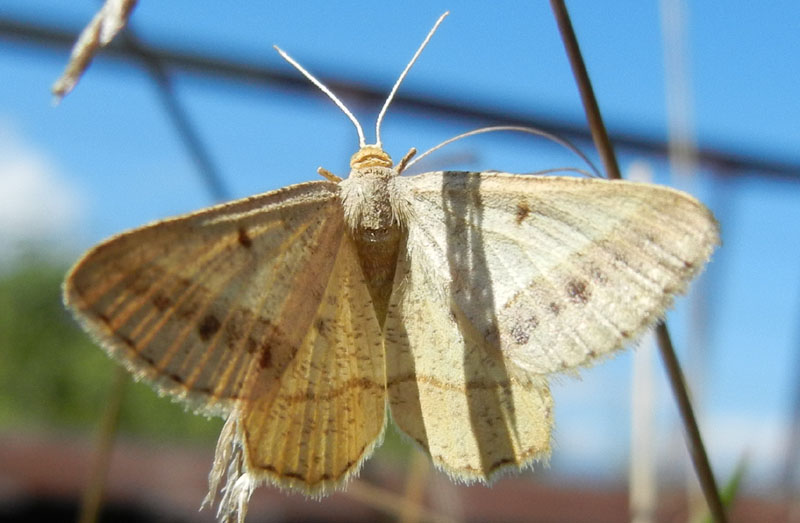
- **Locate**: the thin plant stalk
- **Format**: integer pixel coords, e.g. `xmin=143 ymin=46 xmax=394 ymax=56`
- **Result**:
xmin=78 ymin=367 xmax=126 ymax=523
xmin=547 ymin=1 xmax=726 ymax=521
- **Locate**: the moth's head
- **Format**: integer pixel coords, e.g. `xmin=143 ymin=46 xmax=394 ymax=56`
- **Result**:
xmin=350 ymin=145 xmax=393 ymax=170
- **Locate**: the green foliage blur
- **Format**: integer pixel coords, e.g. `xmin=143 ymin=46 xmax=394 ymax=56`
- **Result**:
xmin=0 ymin=260 xmax=222 ymax=442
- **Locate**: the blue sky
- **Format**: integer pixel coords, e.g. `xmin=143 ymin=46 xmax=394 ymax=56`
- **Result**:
xmin=2 ymin=1 xmax=799 ymax=493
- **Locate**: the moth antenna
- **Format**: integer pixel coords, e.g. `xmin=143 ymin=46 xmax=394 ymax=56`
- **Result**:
xmin=274 ymin=45 xmax=367 ymax=148
xmin=375 ymin=11 xmax=449 ymax=148
xmin=405 ymin=125 xmax=603 ymax=178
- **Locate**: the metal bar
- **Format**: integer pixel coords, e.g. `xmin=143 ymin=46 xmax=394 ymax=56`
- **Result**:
xmin=1 ymin=16 xmax=799 ymax=181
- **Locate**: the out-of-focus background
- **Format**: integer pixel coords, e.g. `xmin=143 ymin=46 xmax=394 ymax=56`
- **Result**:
xmin=1 ymin=1 xmax=799 ymax=521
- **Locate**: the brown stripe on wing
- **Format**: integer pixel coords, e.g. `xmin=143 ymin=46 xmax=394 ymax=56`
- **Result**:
xmin=387 ymin=372 xmax=538 ymax=392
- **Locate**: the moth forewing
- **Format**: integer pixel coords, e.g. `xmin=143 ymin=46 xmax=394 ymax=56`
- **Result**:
xmin=390 ymin=172 xmax=719 ymax=376
xmin=63 ymin=180 xmax=343 ymax=414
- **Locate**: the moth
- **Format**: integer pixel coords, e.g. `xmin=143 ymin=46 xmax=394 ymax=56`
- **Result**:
xmin=64 ymin=12 xmax=719 ymax=522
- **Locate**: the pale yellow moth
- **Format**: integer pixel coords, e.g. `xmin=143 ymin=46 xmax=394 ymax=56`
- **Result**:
xmin=64 ymin=12 xmax=719 ymax=522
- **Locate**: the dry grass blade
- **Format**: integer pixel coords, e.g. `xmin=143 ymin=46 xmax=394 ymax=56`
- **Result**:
xmin=78 ymin=366 xmax=126 ymax=523
xmin=52 ymin=0 xmax=138 ymax=100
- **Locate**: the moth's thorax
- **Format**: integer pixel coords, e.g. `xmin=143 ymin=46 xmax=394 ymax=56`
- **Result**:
xmin=338 ymin=146 xmax=407 ymax=326
xmin=339 ymin=144 xmax=412 ymax=231
xmin=340 ymin=165 xmax=398 ymax=230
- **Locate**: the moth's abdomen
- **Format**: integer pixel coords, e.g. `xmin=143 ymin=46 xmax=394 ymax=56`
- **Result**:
xmin=350 ymin=225 xmax=402 ymax=328
xmin=339 ymin=165 xmax=403 ymax=326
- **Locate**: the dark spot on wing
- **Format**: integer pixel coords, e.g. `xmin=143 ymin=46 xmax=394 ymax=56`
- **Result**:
xmin=198 ymin=314 xmax=221 ymax=341
xmin=511 ymin=325 xmax=529 ymax=345
xmin=549 ymin=302 xmax=561 ymax=315
xmin=515 ymin=200 xmax=531 ymax=224
xmin=259 ymin=342 xmax=272 ymax=369
xmin=511 ymin=316 xmax=538 ymax=345
xmin=315 ymin=318 xmax=329 ymax=336
xmin=237 ymin=227 xmax=252 ymax=248
xmin=567 ymin=279 xmax=590 ymax=304
xmin=152 ymin=293 xmax=172 ymax=311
